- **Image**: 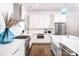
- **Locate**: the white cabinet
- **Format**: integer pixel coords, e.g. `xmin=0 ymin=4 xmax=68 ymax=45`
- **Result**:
xmin=30 ymin=34 xmax=51 ymax=43
xmin=11 ymin=41 xmax=25 ymax=56
xmin=51 ymin=42 xmax=57 ymax=55
xmin=0 ymin=39 xmax=25 ymax=56
xmin=51 ymin=42 xmax=61 ymax=56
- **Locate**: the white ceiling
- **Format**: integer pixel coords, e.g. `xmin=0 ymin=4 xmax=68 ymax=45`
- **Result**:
xmin=22 ymin=3 xmax=79 ymax=11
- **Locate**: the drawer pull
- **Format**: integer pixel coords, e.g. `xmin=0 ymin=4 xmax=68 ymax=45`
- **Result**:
xmin=12 ymin=49 xmax=19 ymax=55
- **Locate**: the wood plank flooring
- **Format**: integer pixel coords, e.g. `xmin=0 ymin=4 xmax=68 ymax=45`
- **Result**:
xmin=28 ymin=43 xmax=54 ymax=56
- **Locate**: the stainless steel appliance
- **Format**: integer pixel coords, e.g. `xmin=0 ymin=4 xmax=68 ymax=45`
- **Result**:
xmin=55 ymin=23 xmax=66 ymax=35
xmin=60 ymin=43 xmax=78 ymax=56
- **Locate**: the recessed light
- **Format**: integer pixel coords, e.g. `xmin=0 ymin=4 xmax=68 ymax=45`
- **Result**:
xmin=35 ymin=4 xmax=39 ymax=7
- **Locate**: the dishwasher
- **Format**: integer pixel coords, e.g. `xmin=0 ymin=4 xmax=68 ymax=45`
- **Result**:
xmin=60 ymin=43 xmax=78 ymax=56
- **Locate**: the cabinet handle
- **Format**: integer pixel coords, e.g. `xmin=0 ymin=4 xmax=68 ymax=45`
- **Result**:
xmin=12 ymin=49 xmax=19 ymax=55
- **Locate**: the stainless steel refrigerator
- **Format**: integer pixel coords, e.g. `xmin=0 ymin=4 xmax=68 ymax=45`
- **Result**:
xmin=55 ymin=23 xmax=66 ymax=35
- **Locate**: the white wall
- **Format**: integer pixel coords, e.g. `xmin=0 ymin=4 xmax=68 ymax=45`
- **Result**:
xmin=54 ymin=11 xmax=66 ymax=23
xmin=54 ymin=11 xmax=79 ymax=37
xmin=22 ymin=5 xmax=28 ymax=20
xmin=22 ymin=5 xmax=29 ymax=34
xmin=66 ymin=11 xmax=79 ymax=37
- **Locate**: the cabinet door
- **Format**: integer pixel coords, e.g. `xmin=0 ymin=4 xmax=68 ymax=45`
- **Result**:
xmin=51 ymin=42 xmax=62 ymax=56
xmin=51 ymin=42 xmax=57 ymax=55
xmin=56 ymin=47 xmax=61 ymax=56
xmin=11 ymin=42 xmax=25 ymax=56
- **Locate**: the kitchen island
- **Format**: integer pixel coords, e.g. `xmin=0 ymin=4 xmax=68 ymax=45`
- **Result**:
xmin=50 ymin=35 xmax=79 ymax=56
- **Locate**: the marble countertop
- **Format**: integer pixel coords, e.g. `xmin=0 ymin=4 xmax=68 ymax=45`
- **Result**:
xmin=51 ymin=35 xmax=68 ymax=48
xmin=0 ymin=39 xmax=25 ymax=55
xmin=51 ymin=35 xmax=79 ymax=55
xmin=60 ymin=36 xmax=79 ymax=55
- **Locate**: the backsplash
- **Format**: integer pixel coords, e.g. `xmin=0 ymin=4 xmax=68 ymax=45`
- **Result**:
xmin=10 ymin=22 xmax=25 ymax=36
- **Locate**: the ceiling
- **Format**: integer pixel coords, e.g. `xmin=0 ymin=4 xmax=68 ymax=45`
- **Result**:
xmin=22 ymin=3 xmax=79 ymax=11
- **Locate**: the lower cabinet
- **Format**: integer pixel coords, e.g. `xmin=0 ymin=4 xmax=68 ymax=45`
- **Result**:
xmin=51 ymin=42 xmax=61 ymax=56
xmin=11 ymin=42 xmax=25 ymax=56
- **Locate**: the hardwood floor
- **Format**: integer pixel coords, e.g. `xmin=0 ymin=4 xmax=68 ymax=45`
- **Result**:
xmin=28 ymin=43 xmax=54 ymax=56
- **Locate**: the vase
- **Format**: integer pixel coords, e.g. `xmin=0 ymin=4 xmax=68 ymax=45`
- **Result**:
xmin=0 ymin=28 xmax=14 ymax=44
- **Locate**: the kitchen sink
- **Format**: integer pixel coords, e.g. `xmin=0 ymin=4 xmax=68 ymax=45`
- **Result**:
xmin=14 ymin=35 xmax=30 ymax=39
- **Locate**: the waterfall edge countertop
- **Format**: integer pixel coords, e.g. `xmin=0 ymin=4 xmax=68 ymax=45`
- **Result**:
xmin=50 ymin=35 xmax=69 ymax=48
xmin=60 ymin=36 xmax=79 ymax=55
xmin=0 ymin=39 xmax=25 ymax=56
xmin=51 ymin=35 xmax=79 ymax=55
